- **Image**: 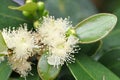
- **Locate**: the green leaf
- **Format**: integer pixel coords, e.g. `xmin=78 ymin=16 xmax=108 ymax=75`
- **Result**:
xmin=67 ymin=54 xmax=120 ymax=80
xmin=37 ymin=53 xmax=61 ymax=80
xmin=102 ymin=30 xmax=120 ymax=51
xmin=92 ymin=30 xmax=120 ymax=60
xmin=114 ymin=8 xmax=120 ymax=30
xmin=0 ymin=60 xmax=12 ymax=80
xmin=75 ymin=13 xmax=117 ymax=43
xmin=0 ymin=32 xmax=8 ymax=52
xmin=8 ymin=78 xmax=19 ymax=80
xmin=105 ymin=1 xmax=120 ymax=30
xmin=0 ymin=54 xmax=6 ymax=57
xmin=79 ymin=41 xmax=101 ymax=56
xmin=56 ymin=65 xmax=75 ymax=80
xmin=9 ymin=2 xmax=37 ymax=13
xmin=0 ymin=0 xmax=32 ymax=29
xmin=99 ymin=48 xmax=120 ymax=77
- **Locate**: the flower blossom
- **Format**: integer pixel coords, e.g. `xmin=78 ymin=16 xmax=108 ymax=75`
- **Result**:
xmin=37 ymin=16 xmax=79 ymax=66
xmin=2 ymin=25 xmax=35 ymax=60
xmin=2 ymin=25 xmax=36 ymax=77
xmin=8 ymin=55 xmax=31 ymax=77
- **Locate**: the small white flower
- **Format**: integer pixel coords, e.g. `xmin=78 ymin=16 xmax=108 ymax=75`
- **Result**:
xmin=8 ymin=55 xmax=31 ymax=77
xmin=2 ymin=25 xmax=36 ymax=60
xmin=2 ymin=25 xmax=36 ymax=76
xmin=2 ymin=28 xmax=14 ymax=49
xmin=37 ymin=16 xmax=79 ymax=66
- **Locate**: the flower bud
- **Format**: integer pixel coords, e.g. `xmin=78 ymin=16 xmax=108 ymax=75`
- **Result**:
xmin=37 ymin=1 xmax=45 ymax=12
xmin=22 ymin=11 xmax=34 ymax=19
xmin=26 ymin=0 xmax=37 ymax=3
xmin=22 ymin=11 xmax=30 ymax=17
xmin=34 ymin=20 xmax=41 ymax=28
xmin=43 ymin=10 xmax=49 ymax=16
xmin=66 ymin=28 xmax=76 ymax=37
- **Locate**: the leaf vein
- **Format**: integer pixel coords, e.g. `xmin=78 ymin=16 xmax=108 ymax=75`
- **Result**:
xmin=0 ymin=13 xmax=28 ymax=22
xmin=76 ymin=59 xmax=96 ymax=80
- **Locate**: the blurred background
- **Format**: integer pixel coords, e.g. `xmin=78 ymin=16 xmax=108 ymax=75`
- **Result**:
xmin=1 ymin=0 xmax=120 ymax=29
xmin=0 ymin=0 xmax=120 ymax=27
xmin=0 ymin=0 xmax=120 ymax=79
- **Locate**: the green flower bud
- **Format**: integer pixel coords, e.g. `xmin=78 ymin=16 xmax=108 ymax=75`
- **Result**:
xmin=66 ymin=28 xmax=77 ymax=37
xmin=22 ymin=11 xmax=31 ymax=17
xmin=34 ymin=20 xmax=41 ymax=28
xmin=26 ymin=0 xmax=37 ymax=3
xmin=37 ymin=1 xmax=45 ymax=12
xmin=22 ymin=11 xmax=34 ymax=19
xmin=43 ymin=10 xmax=49 ymax=16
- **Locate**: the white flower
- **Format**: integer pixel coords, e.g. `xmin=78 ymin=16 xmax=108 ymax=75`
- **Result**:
xmin=37 ymin=16 xmax=79 ymax=66
xmin=2 ymin=25 xmax=36 ymax=60
xmin=2 ymin=25 xmax=36 ymax=77
xmin=8 ymin=55 xmax=31 ymax=77
xmin=2 ymin=28 xmax=14 ymax=49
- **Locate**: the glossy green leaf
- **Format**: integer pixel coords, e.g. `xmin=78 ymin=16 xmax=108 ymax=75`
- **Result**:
xmin=114 ymin=8 xmax=120 ymax=30
xmin=92 ymin=30 xmax=120 ymax=60
xmin=8 ymin=78 xmax=19 ymax=80
xmin=0 ymin=32 xmax=8 ymax=52
xmin=0 ymin=54 xmax=5 ymax=56
xmin=79 ymin=41 xmax=101 ymax=56
xmin=67 ymin=54 xmax=120 ymax=80
xmin=37 ymin=53 xmax=61 ymax=80
xmin=9 ymin=2 xmax=37 ymax=13
xmin=56 ymin=65 xmax=75 ymax=80
xmin=0 ymin=60 xmax=12 ymax=80
xmin=75 ymin=13 xmax=117 ymax=43
xmin=105 ymin=1 xmax=120 ymax=30
xmin=0 ymin=0 xmax=32 ymax=29
xmin=99 ymin=49 xmax=120 ymax=77
xmin=102 ymin=30 xmax=120 ymax=51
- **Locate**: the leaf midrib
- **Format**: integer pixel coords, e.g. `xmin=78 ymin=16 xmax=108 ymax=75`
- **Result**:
xmin=0 ymin=13 xmax=28 ymax=22
xmin=76 ymin=59 xmax=96 ymax=80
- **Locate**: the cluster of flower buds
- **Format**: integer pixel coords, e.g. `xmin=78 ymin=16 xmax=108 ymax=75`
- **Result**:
xmin=23 ymin=0 xmax=48 ymax=20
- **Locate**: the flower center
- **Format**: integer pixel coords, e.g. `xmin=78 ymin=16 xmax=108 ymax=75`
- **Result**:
xmin=21 ymin=38 xmax=26 ymax=43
